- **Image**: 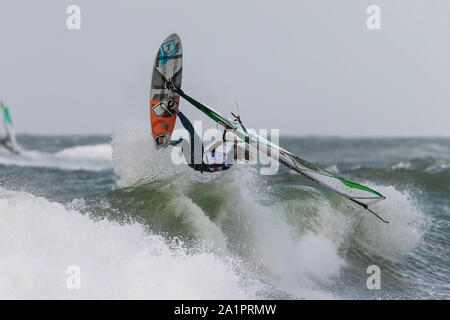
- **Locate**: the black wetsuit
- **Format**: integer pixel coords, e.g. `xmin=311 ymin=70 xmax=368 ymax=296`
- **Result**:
xmin=171 ymin=112 xmax=232 ymax=173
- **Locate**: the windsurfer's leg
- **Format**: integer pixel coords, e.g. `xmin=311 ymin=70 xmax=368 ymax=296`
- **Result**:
xmin=177 ymin=111 xmax=204 ymax=165
xmin=177 ymin=112 xmax=195 ymax=138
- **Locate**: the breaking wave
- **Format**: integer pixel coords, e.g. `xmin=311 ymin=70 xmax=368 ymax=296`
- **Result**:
xmin=0 ymin=144 xmax=112 ymax=172
xmin=0 ymin=188 xmax=262 ymax=299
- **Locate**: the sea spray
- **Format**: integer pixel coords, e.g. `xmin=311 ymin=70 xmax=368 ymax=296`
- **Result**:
xmin=0 ymin=189 xmax=261 ymax=299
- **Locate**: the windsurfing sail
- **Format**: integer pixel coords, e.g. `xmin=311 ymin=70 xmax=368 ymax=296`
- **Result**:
xmin=1 ymin=101 xmax=20 ymax=154
xmin=165 ymin=82 xmax=388 ymax=223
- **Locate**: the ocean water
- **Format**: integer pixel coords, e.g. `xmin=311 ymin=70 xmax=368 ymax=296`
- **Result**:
xmin=0 ymin=130 xmax=448 ymax=299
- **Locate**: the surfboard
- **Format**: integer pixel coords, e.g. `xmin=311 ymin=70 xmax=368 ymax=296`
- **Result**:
xmin=149 ymin=33 xmax=183 ymax=149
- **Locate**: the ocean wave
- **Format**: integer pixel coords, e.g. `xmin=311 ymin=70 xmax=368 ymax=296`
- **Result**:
xmin=109 ymin=127 xmax=427 ymax=298
xmin=0 ymin=144 xmax=112 ymax=172
xmin=350 ymin=166 xmax=450 ymax=197
xmin=112 ymin=172 xmax=424 ymax=297
xmin=348 ymin=184 xmax=423 ymax=260
xmin=376 ymin=143 xmax=450 ymax=162
xmin=0 ymin=133 xmax=446 ymax=299
xmin=0 ymin=188 xmax=262 ymax=299
xmin=54 ymin=144 xmax=113 ymax=161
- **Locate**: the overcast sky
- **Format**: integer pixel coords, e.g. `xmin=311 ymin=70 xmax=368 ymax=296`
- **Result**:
xmin=0 ymin=0 xmax=449 ymax=136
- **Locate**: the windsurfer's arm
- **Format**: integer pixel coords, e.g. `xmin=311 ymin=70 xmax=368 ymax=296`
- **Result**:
xmin=169 ymin=138 xmax=183 ymax=146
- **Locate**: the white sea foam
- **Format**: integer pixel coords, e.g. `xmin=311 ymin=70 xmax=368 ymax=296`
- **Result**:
xmin=208 ymin=168 xmax=344 ymax=299
xmin=112 ymin=127 xmax=187 ymax=187
xmin=111 ymin=127 xmax=426 ymax=298
xmin=392 ymin=161 xmax=411 ymax=170
xmin=350 ymin=184 xmax=423 ymax=260
xmin=0 ymin=189 xmax=260 ymax=299
xmin=54 ymin=144 xmax=113 ymax=161
xmin=0 ymin=144 xmax=112 ymax=171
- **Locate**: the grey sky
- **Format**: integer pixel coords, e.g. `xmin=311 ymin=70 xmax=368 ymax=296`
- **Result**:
xmin=0 ymin=0 xmax=449 ymax=136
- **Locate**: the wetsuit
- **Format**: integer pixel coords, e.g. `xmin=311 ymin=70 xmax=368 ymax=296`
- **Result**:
xmin=170 ymin=112 xmax=232 ymax=173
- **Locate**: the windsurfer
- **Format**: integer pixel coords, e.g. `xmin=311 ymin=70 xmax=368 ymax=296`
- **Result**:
xmin=165 ymin=106 xmax=244 ymax=173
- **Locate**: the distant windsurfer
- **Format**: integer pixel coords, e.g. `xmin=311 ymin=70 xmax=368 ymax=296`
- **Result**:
xmin=0 ymin=102 xmax=20 ymax=155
